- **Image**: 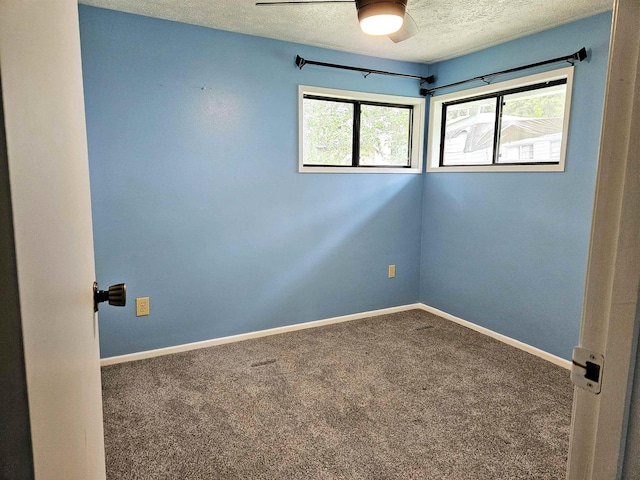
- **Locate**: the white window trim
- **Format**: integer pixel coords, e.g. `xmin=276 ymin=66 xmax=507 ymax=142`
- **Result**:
xmin=299 ymin=85 xmax=425 ymax=174
xmin=426 ymin=66 xmax=575 ymax=173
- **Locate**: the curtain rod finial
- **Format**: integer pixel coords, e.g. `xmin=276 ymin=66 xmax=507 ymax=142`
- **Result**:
xmin=575 ymin=47 xmax=587 ymax=62
xmin=295 ymin=55 xmax=306 ymax=69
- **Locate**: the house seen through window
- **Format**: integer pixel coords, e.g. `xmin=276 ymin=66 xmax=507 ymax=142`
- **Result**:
xmin=427 ymin=67 xmax=574 ymax=172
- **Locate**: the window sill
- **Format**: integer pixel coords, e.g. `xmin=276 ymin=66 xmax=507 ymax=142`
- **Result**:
xmin=426 ymin=163 xmax=564 ymax=173
xmin=299 ymin=166 xmax=422 ymax=174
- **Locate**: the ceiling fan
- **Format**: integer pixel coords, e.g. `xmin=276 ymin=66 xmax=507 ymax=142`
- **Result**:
xmin=255 ymin=0 xmax=418 ymax=43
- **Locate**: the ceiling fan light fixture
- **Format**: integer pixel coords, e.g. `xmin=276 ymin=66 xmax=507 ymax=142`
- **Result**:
xmin=357 ymin=0 xmax=406 ymax=36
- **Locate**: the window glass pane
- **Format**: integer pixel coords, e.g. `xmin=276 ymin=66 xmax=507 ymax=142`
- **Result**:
xmin=442 ymin=98 xmax=496 ymax=166
xmin=497 ymin=84 xmax=566 ymax=164
xmin=359 ymin=104 xmax=411 ymax=166
xmin=303 ymin=98 xmax=354 ymax=166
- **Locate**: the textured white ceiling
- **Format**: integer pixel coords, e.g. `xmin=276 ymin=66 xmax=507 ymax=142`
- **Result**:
xmin=79 ymin=0 xmax=612 ymax=63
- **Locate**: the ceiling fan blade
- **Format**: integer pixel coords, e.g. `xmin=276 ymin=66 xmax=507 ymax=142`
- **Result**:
xmin=256 ymin=1 xmax=354 ymax=5
xmin=387 ymin=11 xmax=418 ymax=43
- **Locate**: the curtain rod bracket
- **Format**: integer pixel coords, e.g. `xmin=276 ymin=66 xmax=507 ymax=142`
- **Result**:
xmin=420 ymin=75 xmax=436 ymax=86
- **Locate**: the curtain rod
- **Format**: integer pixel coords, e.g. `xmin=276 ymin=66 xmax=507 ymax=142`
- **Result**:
xmin=295 ymin=55 xmax=435 ymax=86
xmin=420 ymin=47 xmax=587 ymax=96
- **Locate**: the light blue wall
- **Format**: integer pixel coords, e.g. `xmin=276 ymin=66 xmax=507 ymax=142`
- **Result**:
xmin=79 ymin=6 xmax=427 ymax=358
xmin=80 ymin=6 xmax=611 ymax=360
xmin=420 ymin=12 xmax=612 ymax=359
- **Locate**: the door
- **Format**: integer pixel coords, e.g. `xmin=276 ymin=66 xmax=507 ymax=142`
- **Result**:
xmin=0 ymin=1 xmax=106 ymax=478
xmin=1 ymin=1 xmax=638 ymax=479
xmin=566 ymin=0 xmax=640 ymax=478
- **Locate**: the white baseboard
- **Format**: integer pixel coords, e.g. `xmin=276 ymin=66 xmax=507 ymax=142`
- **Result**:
xmin=101 ymin=302 xmax=571 ymax=370
xmin=417 ymin=304 xmax=571 ymax=370
xmin=100 ymin=303 xmax=423 ymax=366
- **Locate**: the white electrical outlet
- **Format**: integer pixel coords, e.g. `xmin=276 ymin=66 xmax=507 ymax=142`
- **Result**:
xmin=136 ymin=297 xmax=150 ymax=316
xmin=388 ymin=265 xmax=396 ymax=278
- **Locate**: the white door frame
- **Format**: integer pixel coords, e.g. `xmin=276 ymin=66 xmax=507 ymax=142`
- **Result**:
xmin=0 ymin=1 xmax=106 ymax=478
xmin=566 ymin=0 xmax=640 ymax=478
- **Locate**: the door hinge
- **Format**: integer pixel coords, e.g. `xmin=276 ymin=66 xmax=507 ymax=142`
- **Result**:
xmin=571 ymin=347 xmax=604 ymax=394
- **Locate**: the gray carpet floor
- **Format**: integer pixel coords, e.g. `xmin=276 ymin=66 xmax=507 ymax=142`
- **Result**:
xmin=101 ymin=309 xmax=573 ymax=479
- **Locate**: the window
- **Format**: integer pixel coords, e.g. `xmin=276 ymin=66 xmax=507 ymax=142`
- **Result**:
xmin=299 ymin=86 xmax=425 ymax=173
xmin=427 ymin=67 xmax=574 ymax=172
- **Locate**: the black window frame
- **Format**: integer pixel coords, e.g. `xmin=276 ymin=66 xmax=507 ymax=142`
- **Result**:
xmin=302 ymin=94 xmax=415 ymax=169
xmin=438 ymin=78 xmax=568 ymax=168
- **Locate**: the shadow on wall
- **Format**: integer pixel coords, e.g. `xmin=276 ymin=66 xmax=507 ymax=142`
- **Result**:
xmin=251 ymin=176 xmax=420 ymax=329
xmin=96 ymin=173 xmax=422 ymax=358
